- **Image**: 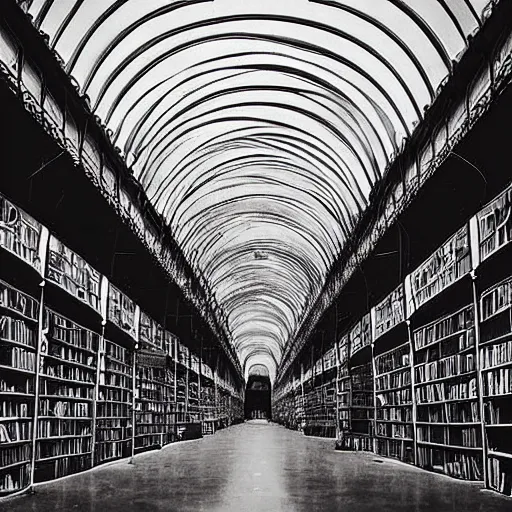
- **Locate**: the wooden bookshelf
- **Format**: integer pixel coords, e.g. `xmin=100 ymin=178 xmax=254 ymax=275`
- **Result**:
xmin=336 ymin=335 xmax=350 ymax=441
xmin=375 ymin=341 xmax=414 ymax=463
xmin=95 ymin=338 xmax=133 ymax=465
xmin=373 ymin=284 xmax=414 ymax=463
xmin=135 ymin=351 xmax=176 ymax=452
xmin=480 ymin=276 xmax=512 ymax=496
xmin=0 ymin=280 xmax=38 ymax=495
xmin=412 ymin=305 xmax=483 ymax=480
xmin=34 ymin=310 xmax=99 ymax=483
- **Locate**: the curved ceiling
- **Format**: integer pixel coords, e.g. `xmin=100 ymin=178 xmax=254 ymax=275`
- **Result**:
xmin=23 ymin=0 xmax=491 ymax=382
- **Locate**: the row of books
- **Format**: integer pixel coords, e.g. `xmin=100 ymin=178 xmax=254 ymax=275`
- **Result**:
xmin=415 ymin=378 xmax=478 ymax=403
xmin=375 ymin=345 xmax=410 ymax=375
xmin=95 ymin=429 xmax=131 ymax=442
xmin=482 ymin=368 xmax=512 ymax=396
xmin=375 ymin=369 xmax=411 ymax=391
xmin=39 ymin=381 xmax=92 ymax=399
xmin=39 ymin=399 xmax=91 ymax=418
xmin=0 ymin=347 xmax=35 ymax=371
xmin=97 ymin=403 xmax=129 ymax=418
xmin=481 ymin=277 xmax=512 ymax=321
xmin=376 ymin=407 xmax=412 ymax=422
xmin=376 ymin=389 xmax=411 ymax=406
xmin=0 ymin=281 xmax=39 ymax=321
xmin=376 ymin=422 xmax=413 ymax=439
xmin=0 ymin=400 xmax=31 ymax=418
xmin=50 ymin=313 xmax=99 ymax=351
xmin=47 ymin=343 xmax=95 ymax=367
xmin=0 ymin=444 xmax=30 ymax=468
xmin=413 ymin=307 xmax=473 ymax=351
xmin=42 ymin=364 xmax=95 ymax=384
xmin=417 ymin=401 xmax=480 ymax=423
xmin=0 ymin=316 xmax=36 ymax=348
xmin=417 ymin=446 xmax=482 ymax=480
xmin=98 ymin=388 xmax=130 ymax=403
xmin=37 ymin=419 xmax=91 ymax=438
xmin=481 ymin=340 xmax=512 ymax=369
xmin=36 ymin=437 xmax=92 ymax=459
xmin=1 ymin=420 xmax=32 ymax=442
xmin=415 ymin=353 xmax=475 ymax=383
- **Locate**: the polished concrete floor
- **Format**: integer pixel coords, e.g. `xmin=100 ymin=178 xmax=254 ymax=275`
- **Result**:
xmin=5 ymin=421 xmax=512 ymax=512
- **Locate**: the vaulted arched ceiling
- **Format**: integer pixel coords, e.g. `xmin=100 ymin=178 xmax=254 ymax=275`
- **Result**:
xmin=23 ymin=0 xmax=491 ymax=382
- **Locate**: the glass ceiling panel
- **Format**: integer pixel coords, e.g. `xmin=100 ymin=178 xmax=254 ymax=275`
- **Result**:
xmin=22 ymin=0 xmax=492 ymax=380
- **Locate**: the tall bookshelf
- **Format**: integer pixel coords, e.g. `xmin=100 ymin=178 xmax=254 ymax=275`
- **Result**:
xmin=135 ymin=355 xmax=176 ymax=451
xmin=345 ymin=314 xmax=374 ymax=451
xmin=95 ymin=337 xmax=133 ymax=465
xmin=336 ymin=334 xmax=350 ymax=443
xmin=480 ymin=276 xmax=512 ymax=495
xmin=35 ymin=310 xmax=99 ymax=483
xmin=135 ymin=310 xmax=176 ymax=451
xmin=373 ymin=284 xmax=414 ymax=463
xmin=412 ymin=305 xmax=483 ymax=480
xmin=0 ymin=280 xmax=38 ymax=496
xmin=375 ymin=341 xmax=414 ymax=463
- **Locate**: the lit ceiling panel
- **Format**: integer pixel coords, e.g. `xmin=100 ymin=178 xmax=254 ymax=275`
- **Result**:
xmin=21 ymin=0 xmax=490 ymax=381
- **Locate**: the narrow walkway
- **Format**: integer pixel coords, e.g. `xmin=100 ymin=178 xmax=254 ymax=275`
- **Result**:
xmin=6 ymin=422 xmax=512 ymax=512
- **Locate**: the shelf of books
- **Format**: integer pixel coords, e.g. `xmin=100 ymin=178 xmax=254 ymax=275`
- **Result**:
xmin=0 ymin=279 xmax=38 ymax=496
xmin=336 ymin=334 xmax=350 ymax=444
xmin=46 ymin=235 xmax=102 ymax=314
xmin=200 ymin=363 xmax=216 ymax=435
xmin=176 ymin=342 xmax=188 ymax=425
xmin=303 ymin=351 xmax=336 ymax=437
xmin=95 ymin=337 xmax=133 ymax=465
xmin=135 ymin=355 xmax=176 ymax=451
xmin=188 ymin=354 xmax=201 ymax=424
xmin=480 ymin=276 xmax=512 ymax=496
xmin=35 ymin=309 xmax=99 ymax=483
xmin=373 ymin=284 xmax=414 ymax=463
xmin=375 ymin=341 xmax=414 ymax=463
xmin=0 ymin=194 xmax=45 ymax=281
xmin=412 ymin=304 xmax=483 ymax=480
xmin=345 ymin=313 xmax=374 ymax=451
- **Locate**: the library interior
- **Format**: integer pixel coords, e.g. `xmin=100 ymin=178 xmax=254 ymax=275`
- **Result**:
xmin=0 ymin=1 xmax=512 ymax=510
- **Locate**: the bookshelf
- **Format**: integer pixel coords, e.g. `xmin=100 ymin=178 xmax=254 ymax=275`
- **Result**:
xmin=135 ymin=349 xmax=176 ymax=452
xmin=200 ymin=363 xmax=216 ymax=435
xmin=0 ymin=280 xmax=38 ymax=496
xmin=95 ymin=337 xmax=133 ymax=465
xmin=336 ymin=335 xmax=350 ymax=441
xmin=412 ymin=304 xmax=483 ymax=480
xmin=346 ymin=362 xmax=374 ymax=451
xmin=345 ymin=313 xmax=374 ymax=451
xmin=480 ymin=276 xmax=512 ymax=496
xmin=375 ymin=341 xmax=414 ymax=463
xmin=35 ymin=309 xmax=99 ymax=483
xmin=0 ymin=191 xmax=243 ymax=498
xmin=373 ymin=284 xmax=414 ymax=463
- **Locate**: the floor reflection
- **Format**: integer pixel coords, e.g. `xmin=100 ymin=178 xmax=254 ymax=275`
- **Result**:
xmin=4 ymin=422 xmax=512 ymax=512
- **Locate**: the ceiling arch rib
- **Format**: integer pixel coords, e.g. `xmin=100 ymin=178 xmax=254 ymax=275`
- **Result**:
xmin=25 ymin=0 xmax=492 ymax=381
